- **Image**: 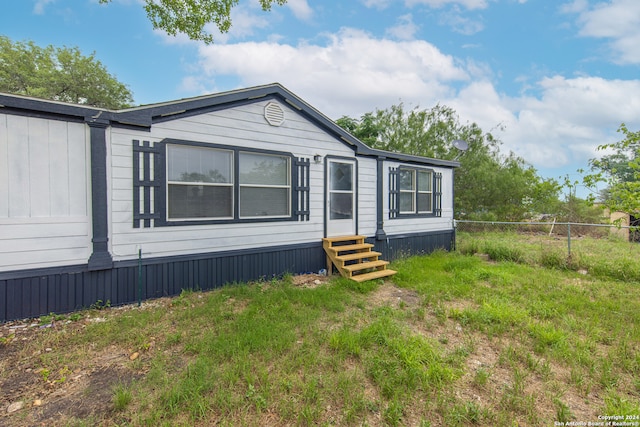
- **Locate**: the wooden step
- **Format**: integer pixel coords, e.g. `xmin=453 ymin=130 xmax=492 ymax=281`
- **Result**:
xmin=322 ymin=235 xmax=396 ymax=282
xmin=335 ymin=251 xmax=382 ymax=262
xmin=325 ymin=243 xmax=374 ymax=253
xmin=350 ymin=269 xmax=398 ymax=283
xmin=333 ymin=251 xmax=381 ymax=269
xmin=343 ymin=260 xmax=389 ymax=273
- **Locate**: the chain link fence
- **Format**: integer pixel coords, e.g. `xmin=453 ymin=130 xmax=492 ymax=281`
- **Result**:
xmin=454 ymin=220 xmax=639 ymax=276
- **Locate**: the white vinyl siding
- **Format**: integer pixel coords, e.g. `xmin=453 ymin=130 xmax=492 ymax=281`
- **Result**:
xmin=356 ymin=158 xmax=377 ymax=237
xmin=0 ymin=114 xmax=91 ymax=271
xmin=384 ymin=161 xmax=454 ymax=236
xmin=109 ymin=100 xmax=354 ymax=261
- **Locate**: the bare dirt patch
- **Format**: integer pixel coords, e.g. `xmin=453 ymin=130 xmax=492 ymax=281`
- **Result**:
xmin=30 ymin=365 xmax=139 ymax=425
xmin=369 ymin=282 xmax=421 ymax=308
xmin=291 ymin=273 xmax=331 ymax=288
xmin=0 ymin=309 xmax=155 ymax=427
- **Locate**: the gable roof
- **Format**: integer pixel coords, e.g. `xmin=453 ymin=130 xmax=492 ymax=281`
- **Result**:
xmin=0 ymin=83 xmax=458 ymax=168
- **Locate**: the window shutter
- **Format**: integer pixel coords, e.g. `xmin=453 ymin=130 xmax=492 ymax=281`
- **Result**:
xmin=434 ymin=172 xmax=443 ymax=217
xmin=389 ymin=167 xmax=399 ymax=219
xmin=294 ymin=157 xmax=310 ymax=221
xmin=133 ymin=140 xmax=162 ymax=228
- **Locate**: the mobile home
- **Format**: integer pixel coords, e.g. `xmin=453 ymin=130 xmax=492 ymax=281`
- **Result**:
xmin=0 ymin=83 xmax=458 ymax=322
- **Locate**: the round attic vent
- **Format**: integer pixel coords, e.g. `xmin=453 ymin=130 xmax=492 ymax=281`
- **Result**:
xmin=264 ymin=102 xmax=285 ymax=126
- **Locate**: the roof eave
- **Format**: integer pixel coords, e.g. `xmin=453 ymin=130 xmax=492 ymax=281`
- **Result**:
xmin=0 ymin=86 xmax=459 ymax=168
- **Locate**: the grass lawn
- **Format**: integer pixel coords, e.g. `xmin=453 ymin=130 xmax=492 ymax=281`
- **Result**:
xmin=1 ymin=240 xmax=639 ymax=426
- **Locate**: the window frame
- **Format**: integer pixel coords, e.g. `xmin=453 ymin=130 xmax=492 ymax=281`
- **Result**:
xmin=166 ymin=144 xmax=235 ymax=221
xmin=392 ymin=166 xmax=440 ymax=218
xmin=157 ymin=139 xmax=296 ymax=226
xmin=416 ymin=169 xmax=433 ymax=214
xmin=238 ymin=150 xmax=292 ymax=219
xmin=398 ymin=169 xmax=416 ymax=214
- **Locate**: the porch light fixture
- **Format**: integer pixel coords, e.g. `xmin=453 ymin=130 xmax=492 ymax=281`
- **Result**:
xmin=314 ymin=154 xmax=322 ymax=164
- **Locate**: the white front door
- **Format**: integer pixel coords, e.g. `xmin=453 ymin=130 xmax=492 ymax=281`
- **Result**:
xmin=326 ymin=159 xmax=356 ymax=237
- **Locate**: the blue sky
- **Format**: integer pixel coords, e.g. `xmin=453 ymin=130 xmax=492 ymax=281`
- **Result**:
xmin=3 ymin=0 xmax=640 ymax=197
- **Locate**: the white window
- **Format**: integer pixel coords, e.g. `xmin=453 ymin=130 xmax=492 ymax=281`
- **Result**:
xmin=417 ymin=170 xmax=433 ymax=213
xmin=397 ymin=168 xmax=434 ymax=215
xmin=239 ymin=152 xmax=291 ymax=218
xmin=167 ymin=144 xmax=233 ymax=220
xmin=399 ymin=169 xmax=416 ymax=214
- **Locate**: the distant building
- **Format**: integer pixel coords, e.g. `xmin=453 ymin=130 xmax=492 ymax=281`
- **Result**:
xmin=607 ymin=210 xmax=639 ymax=242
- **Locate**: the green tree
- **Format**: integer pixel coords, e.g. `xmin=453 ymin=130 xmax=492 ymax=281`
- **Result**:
xmin=584 ymin=124 xmax=640 ymax=217
xmin=338 ymin=104 xmax=467 ymax=159
xmin=337 ymin=104 xmax=561 ymax=220
xmin=99 ymin=0 xmax=287 ymax=44
xmin=0 ymin=36 xmax=133 ymax=109
xmin=558 ymin=175 xmax=605 ymax=224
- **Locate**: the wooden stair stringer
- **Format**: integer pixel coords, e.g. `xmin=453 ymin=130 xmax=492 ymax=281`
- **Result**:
xmin=322 ymin=235 xmax=397 ymax=282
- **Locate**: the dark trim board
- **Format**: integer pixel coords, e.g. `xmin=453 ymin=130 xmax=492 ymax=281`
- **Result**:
xmin=0 ymin=231 xmax=455 ymax=322
xmin=367 ymin=229 xmax=455 ymax=261
xmin=0 ymin=242 xmax=325 ymax=323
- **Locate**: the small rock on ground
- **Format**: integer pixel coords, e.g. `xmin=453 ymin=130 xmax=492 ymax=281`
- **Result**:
xmin=7 ymin=401 xmax=25 ymax=413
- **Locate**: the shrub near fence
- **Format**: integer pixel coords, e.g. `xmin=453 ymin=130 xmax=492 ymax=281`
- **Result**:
xmin=454 ymin=220 xmax=640 ymax=282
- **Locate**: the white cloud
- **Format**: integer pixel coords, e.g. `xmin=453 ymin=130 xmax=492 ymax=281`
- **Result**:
xmin=566 ymin=0 xmax=640 ymax=64
xmin=385 ymin=14 xmax=420 ymax=40
xmin=361 ymin=0 xmax=393 ymax=10
xmin=211 ymin=2 xmax=279 ymax=43
xmin=536 ymin=76 xmax=640 ymax=126
xmin=179 ymin=75 xmax=210 ymax=94
xmin=182 ymin=27 xmax=640 ymax=179
xmin=450 ymin=75 xmax=640 ymax=169
xmin=438 ymin=6 xmax=485 ymax=34
xmin=405 ymin=0 xmax=490 ymax=10
xmin=189 ymin=27 xmax=468 ymax=117
xmin=363 ymin=0 xmax=489 ymax=10
xmin=286 ymin=0 xmax=314 ymax=21
xmin=33 ymin=0 xmax=55 ymax=15
xmin=559 ymin=0 xmax=588 ymax=14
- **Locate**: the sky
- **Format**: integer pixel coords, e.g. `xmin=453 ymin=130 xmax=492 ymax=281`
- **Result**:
xmin=3 ymin=0 xmax=640 ymax=197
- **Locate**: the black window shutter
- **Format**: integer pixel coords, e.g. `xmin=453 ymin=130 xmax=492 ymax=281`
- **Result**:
xmin=434 ymin=172 xmax=443 ymax=217
xmin=133 ymin=140 xmax=162 ymax=228
xmin=294 ymin=157 xmax=310 ymax=221
xmin=389 ymin=167 xmax=399 ymax=219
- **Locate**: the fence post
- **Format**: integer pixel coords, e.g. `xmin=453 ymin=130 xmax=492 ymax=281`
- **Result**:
xmin=567 ymin=223 xmax=571 ymax=257
xmin=138 ymin=248 xmax=142 ymax=307
xmin=453 ymin=219 xmax=457 ymax=251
